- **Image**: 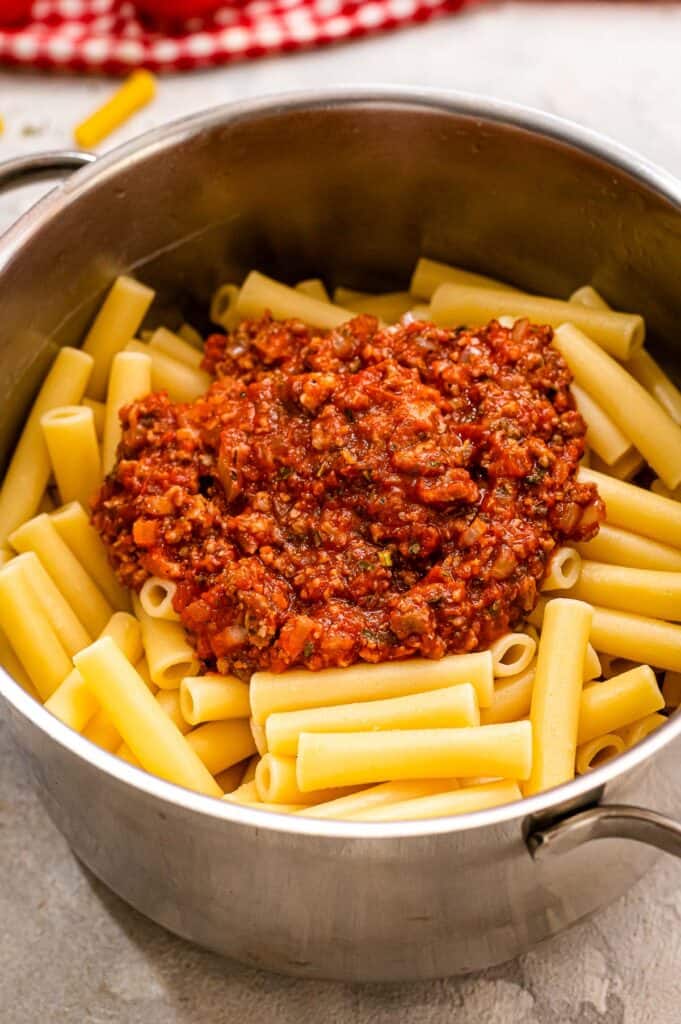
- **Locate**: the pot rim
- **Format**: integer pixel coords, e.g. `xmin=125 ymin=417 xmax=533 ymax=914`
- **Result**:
xmin=2 ymin=85 xmax=680 ymax=840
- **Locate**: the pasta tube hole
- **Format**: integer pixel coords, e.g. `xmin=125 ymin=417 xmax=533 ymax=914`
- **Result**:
xmin=210 ymin=284 xmax=240 ymax=328
xmin=590 ymin=742 xmax=621 ymax=767
xmin=161 ymin=661 xmax=195 ymax=686
xmin=490 ymin=632 xmax=537 ymax=678
xmin=541 ymin=546 xmax=582 ymax=591
xmin=139 ymin=577 xmax=179 ymax=621
xmin=42 ymin=407 xmax=87 ymax=425
xmin=576 ymin=734 xmax=625 ymax=774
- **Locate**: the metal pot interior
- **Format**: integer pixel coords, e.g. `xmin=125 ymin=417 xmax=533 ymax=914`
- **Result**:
xmin=2 ymin=92 xmax=681 ymax=466
xmin=2 ymin=89 xmax=681 ymax=835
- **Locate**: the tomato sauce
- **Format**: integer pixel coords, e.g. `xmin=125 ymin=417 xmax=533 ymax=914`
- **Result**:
xmin=92 ymin=315 xmax=603 ymax=677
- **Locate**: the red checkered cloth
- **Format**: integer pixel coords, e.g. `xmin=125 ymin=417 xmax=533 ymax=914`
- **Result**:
xmin=0 ymin=0 xmax=480 ymax=74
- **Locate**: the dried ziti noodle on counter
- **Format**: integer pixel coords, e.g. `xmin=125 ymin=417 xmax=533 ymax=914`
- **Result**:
xmin=1 ymin=260 xmax=679 ymax=819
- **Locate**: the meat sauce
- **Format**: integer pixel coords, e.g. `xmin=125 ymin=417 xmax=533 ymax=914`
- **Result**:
xmin=92 ymin=315 xmax=604 ymax=677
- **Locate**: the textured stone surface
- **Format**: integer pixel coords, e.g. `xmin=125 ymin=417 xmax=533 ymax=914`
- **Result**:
xmin=2 ymin=4 xmax=681 ymax=1021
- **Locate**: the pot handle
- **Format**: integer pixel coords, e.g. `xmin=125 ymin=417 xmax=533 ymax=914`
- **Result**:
xmin=0 ymin=150 xmax=96 ymax=193
xmin=528 ymin=804 xmax=681 ymax=861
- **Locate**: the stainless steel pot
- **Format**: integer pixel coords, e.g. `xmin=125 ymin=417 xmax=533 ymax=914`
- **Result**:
xmin=1 ymin=89 xmax=681 ymax=982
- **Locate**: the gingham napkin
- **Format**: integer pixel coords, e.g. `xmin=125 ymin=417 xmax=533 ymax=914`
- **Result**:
xmin=0 ymin=0 xmax=479 ymax=74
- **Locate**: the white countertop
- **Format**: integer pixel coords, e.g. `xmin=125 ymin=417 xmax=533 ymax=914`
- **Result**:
xmin=2 ymin=4 xmax=681 ymax=1022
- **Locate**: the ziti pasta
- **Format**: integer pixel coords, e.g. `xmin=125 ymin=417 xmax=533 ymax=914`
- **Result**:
xmin=0 ymin=258 xmax=675 ymax=819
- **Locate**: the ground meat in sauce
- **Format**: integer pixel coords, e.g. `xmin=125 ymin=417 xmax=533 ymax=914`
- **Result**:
xmin=92 ymin=314 xmax=604 ymax=678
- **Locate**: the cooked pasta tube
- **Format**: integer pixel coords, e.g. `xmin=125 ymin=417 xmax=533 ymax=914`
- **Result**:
xmin=590 ymin=448 xmax=644 ymax=482
xmin=300 ymin=779 xmax=459 ymax=819
xmin=180 ymin=674 xmax=251 ymax=726
xmin=594 ymin=607 xmax=681 ymax=672
xmin=251 ymin=650 xmax=494 ymax=723
xmin=594 ymin=653 xmax=629 ymax=679
xmin=138 ymin=577 xmax=180 ymax=621
xmin=250 ymin=717 xmax=268 ymax=756
xmin=578 ymin=468 xmax=681 ymax=548
xmin=480 ymin=663 xmax=535 ymax=726
xmin=15 ymin=551 xmax=90 ymax=656
xmin=0 ymin=548 xmax=13 ymax=567
xmin=458 ymin=775 xmax=503 ymax=788
xmin=408 ymin=304 xmax=431 ymax=320
xmin=135 ymin=657 xmax=156 ymax=694
xmin=210 ymin=283 xmax=241 ymax=329
xmin=178 ymin=323 xmax=204 ymax=349
xmin=45 ymin=612 xmax=143 ymax=731
xmin=351 ymin=780 xmax=522 ymax=822
xmin=102 ymin=351 xmax=152 ymax=474
xmin=40 ymin=405 xmax=101 ymax=508
xmin=155 ymin=689 xmax=191 ymax=735
xmin=571 ymin=384 xmax=631 ymax=466
xmin=554 ymin=324 xmax=681 ymax=488
xmin=296 ymin=721 xmax=532 ymax=791
xmin=569 ymin=285 xmax=610 ymax=310
xmin=627 ymin=349 xmax=681 ymax=425
xmin=224 ymin=780 xmax=259 ymax=804
xmin=242 ymin=803 xmax=308 ymax=813
xmin=530 ymin=597 xmax=681 ymax=674
xmin=481 ymin=641 xmax=599 ymax=726
xmin=132 ymin=594 xmax=199 ymax=688
xmin=295 ymin=279 xmax=330 ymax=302
xmin=651 ymin=478 xmax=681 ymax=501
xmin=0 ymin=558 xmax=73 ymax=700
xmin=9 ymin=513 xmax=113 ymax=637
xmin=578 ymin=665 xmax=664 ymax=744
xmin=540 ymin=547 xmax=581 ymax=592
xmin=215 ymin=762 xmax=246 ymax=794
xmin=235 ymin=271 xmax=352 ymax=329
xmin=149 ymin=327 xmax=203 ymax=369
xmin=82 ymin=276 xmax=155 ymax=399
xmin=292 ymin=278 xmax=329 ymax=301
xmin=265 ymin=683 xmax=480 ymax=757
xmin=575 ymin=734 xmax=625 ymax=774
xmin=126 ymin=341 xmax=211 ymax=403
xmin=255 ymin=754 xmax=359 ymax=806
xmin=410 ymin=257 xmax=515 ymax=300
xmin=0 ymin=627 xmax=40 ymax=700
xmin=185 ymin=720 xmax=256 ymax=776
xmin=116 ymin=743 xmax=140 ymax=766
xmin=0 ymin=347 xmax=93 ymax=547
xmin=662 ymin=671 xmax=681 ymax=709
xmin=331 ymin=287 xmax=361 ymax=303
xmin=524 ymin=598 xmax=592 ymax=797
xmin=584 ymin=644 xmax=602 ymax=683
xmin=525 ymin=596 xmax=547 ymax=630
xmin=83 ymin=710 xmax=121 ymax=752
xmin=51 ymin=502 xmax=130 ymax=611
xmin=576 ymin=522 xmax=681 ymax=573
xmin=488 ymin=633 xmax=537 ymax=678
xmin=242 ymin=756 xmax=259 ymax=783
xmin=223 ymin=787 xmax=306 ymax=812
xmin=431 ymin=284 xmax=644 ymax=360
xmin=74 ymin=637 xmax=221 ymax=797
xmin=564 ymin=561 xmax=681 ymax=622
xmin=617 ymin=712 xmax=666 ymax=748
xmin=333 ymin=288 xmax=412 ymax=322
xmin=82 ymin=398 xmax=105 ymax=439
